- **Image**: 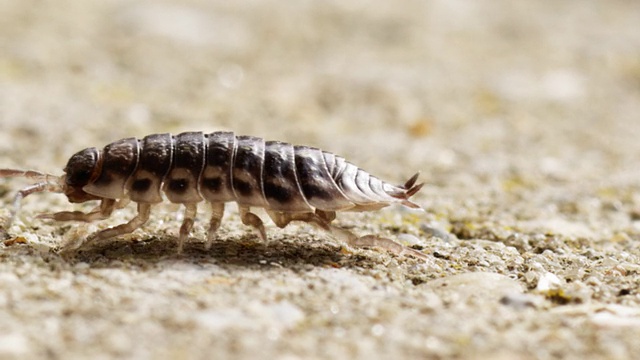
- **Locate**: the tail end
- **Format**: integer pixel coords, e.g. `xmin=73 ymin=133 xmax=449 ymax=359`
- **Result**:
xmin=388 ymin=172 xmax=424 ymax=209
xmin=404 ymin=172 xmax=424 ymax=197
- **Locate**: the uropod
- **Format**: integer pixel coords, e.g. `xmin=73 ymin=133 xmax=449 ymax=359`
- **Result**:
xmin=0 ymin=131 xmax=427 ymax=259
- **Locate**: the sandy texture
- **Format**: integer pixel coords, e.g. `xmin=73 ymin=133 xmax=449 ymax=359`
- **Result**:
xmin=1 ymin=1 xmax=640 ymax=359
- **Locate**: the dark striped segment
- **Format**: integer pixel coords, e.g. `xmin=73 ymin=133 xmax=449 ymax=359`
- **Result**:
xmin=294 ymin=146 xmax=354 ymax=211
xmin=163 ymin=132 xmax=205 ymax=203
xmin=84 ymin=137 xmax=139 ymax=199
xmin=263 ymin=141 xmax=312 ymax=212
xmin=200 ymin=131 xmax=236 ymax=202
xmin=127 ymin=133 xmax=173 ymax=203
xmin=232 ymin=135 xmax=267 ymax=206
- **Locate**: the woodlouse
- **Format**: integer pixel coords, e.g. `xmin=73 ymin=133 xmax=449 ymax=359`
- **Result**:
xmin=0 ymin=131 xmax=427 ymax=259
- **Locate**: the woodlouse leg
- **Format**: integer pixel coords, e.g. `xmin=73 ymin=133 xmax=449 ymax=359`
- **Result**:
xmin=205 ymin=202 xmax=225 ymax=249
xmin=342 ymin=233 xmax=429 ymax=261
xmin=315 ymin=210 xmax=336 ymax=223
xmin=115 ymin=198 xmax=131 ymax=209
xmin=38 ymin=199 xmax=117 ymax=222
xmin=266 ymin=210 xmax=330 ymax=231
xmin=177 ymin=203 xmax=197 ymax=253
xmin=269 ymin=210 xmax=428 ymax=260
xmin=317 ymin=211 xmax=428 ymax=260
xmin=239 ymin=205 xmax=267 ymax=241
xmin=85 ymin=203 xmax=152 ymax=244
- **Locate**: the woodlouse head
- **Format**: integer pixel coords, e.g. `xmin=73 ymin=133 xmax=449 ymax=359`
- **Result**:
xmin=63 ymin=148 xmax=102 ymax=203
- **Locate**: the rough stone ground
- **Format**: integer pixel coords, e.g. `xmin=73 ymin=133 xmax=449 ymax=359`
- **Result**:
xmin=1 ymin=1 xmax=640 ymax=359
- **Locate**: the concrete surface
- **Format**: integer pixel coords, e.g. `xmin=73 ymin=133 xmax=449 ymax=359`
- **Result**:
xmin=1 ymin=0 xmax=640 ymax=359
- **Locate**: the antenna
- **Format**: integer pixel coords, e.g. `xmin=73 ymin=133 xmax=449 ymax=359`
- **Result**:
xmin=0 ymin=169 xmax=63 ymax=229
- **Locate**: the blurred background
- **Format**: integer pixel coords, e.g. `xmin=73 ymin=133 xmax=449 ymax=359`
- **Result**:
xmin=1 ymin=1 xmax=640 ymax=359
xmin=1 ymin=0 xmax=638 ymax=186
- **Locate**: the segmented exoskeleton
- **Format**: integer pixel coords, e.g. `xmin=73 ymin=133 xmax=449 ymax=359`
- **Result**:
xmin=0 ymin=131 xmax=426 ymax=259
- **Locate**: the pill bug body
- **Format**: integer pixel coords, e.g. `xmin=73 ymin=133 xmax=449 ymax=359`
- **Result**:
xmin=1 ymin=131 xmax=426 ymax=259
